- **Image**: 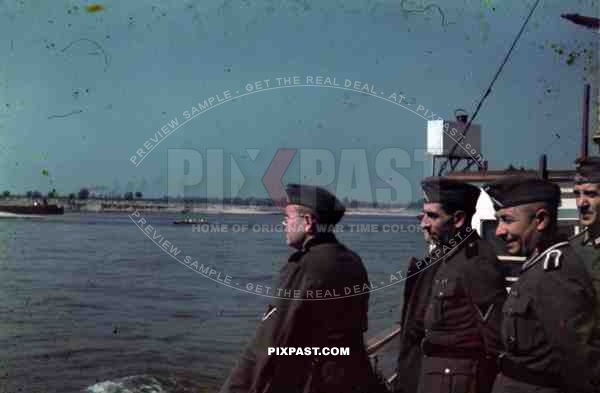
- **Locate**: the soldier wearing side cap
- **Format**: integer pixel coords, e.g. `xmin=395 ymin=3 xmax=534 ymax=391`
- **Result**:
xmin=392 ymin=177 xmax=506 ymax=393
xmin=570 ymin=157 xmax=600 ymax=303
xmin=485 ymin=176 xmax=599 ymax=393
xmin=570 ymin=157 xmax=600 ymax=386
xmin=219 ymin=184 xmax=379 ymax=393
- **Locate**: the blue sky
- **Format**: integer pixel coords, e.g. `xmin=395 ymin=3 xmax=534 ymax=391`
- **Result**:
xmin=0 ymin=0 xmax=598 ymax=202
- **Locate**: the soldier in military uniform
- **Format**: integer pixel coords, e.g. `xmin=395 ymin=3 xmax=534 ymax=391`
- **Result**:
xmin=569 ymin=157 xmax=600 ymax=387
xmin=219 ymin=184 xmax=377 ymax=393
xmin=570 ymin=157 xmax=600 ymax=302
xmin=393 ymin=177 xmax=507 ymax=393
xmin=485 ymin=176 xmax=599 ymax=393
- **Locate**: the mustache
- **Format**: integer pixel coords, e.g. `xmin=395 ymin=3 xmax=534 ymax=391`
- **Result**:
xmin=501 ymin=235 xmax=517 ymax=243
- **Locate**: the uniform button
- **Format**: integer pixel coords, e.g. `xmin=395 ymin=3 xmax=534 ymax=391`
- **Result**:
xmin=439 ymin=292 xmax=444 ymax=296
xmin=444 ymin=368 xmax=451 ymax=374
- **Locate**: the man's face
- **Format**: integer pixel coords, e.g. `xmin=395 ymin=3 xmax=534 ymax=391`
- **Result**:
xmin=419 ymin=203 xmax=454 ymax=245
xmin=282 ymin=204 xmax=309 ymax=249
xmin=574 ymin=183 xmax=600 ymax=229
xmin=494 ymin=205 xmax=540 ymax=257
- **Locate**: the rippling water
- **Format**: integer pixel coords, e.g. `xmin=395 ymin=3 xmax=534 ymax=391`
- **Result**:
xmin=0 ymin=212 xmax=423 ymax=392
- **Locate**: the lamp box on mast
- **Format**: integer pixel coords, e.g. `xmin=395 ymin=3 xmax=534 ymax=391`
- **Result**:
xmin=426 ymin=119 xmax=482 ymax=158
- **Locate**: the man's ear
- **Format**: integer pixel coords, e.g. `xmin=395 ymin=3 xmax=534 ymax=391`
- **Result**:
xmin=453 ymin=210 xmax=467 ymax=229
xmin=304 ymin=214 xmax=317 ymax=232
xmin=534 ymin=208 xmax=551 ymax=231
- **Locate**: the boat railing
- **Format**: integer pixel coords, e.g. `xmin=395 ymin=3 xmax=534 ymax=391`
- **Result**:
xmin=366 ymin=324 xmax=402 ymax=385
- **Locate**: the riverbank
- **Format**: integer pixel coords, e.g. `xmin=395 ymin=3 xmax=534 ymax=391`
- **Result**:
xmin=0 ymin=198 xmax=419 ymax=216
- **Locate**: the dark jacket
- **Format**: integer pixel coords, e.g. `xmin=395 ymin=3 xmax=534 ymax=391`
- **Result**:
xmin=570 ymin=228 xmax=600 ymax=299
xmin=392 ymin=255 xmax=441 ymax=393
xmin=494 ymin=236 xmax=599 ymax=393
xmin=569 ymin=229 xmax=600 ymax=389
xmin=219 ymin=233 xmax=373 ymax=393
xmin=393 ymin=231 xmax=506 ymax=393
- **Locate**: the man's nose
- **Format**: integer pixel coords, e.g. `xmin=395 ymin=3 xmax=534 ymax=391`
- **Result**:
xmin=495 ymin=223 xmax=506 ymax=237
xmin=577 ymin=198 xmax=589 ymax=209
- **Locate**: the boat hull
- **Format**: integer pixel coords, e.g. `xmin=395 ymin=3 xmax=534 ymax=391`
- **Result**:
xmin=0 ymin=205 xmax=64 ymax=215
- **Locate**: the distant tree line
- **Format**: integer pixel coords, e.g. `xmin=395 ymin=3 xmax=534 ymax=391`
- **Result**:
xmin=0 ymin=188 xmax=424 ymax=208
xmin=0 ymin=188 xmax=144 ymax=201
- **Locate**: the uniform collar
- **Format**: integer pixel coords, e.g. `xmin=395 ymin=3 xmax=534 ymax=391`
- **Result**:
xmin=522 ymin=235 xmax=569 ymax=272
xmin=288 ymin=233 xmax=338 ymax=263
xmin=587 ymin=231 xmax=600 ymax=248
xmin=431 ymin=229 xmax=480 ymax=262
xmin=544 ymin=232 xmax=569 ymax=249
xmin=302 ymin=232 xmax=338 ymax=251
xmin=579 ymin=227 xmax=600 ymax=248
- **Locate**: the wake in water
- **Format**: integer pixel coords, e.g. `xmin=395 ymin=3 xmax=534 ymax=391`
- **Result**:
xmin=85 ymin=374 xmax=204 ymax=393
xmin=86 ymin=375 xmax=166 ymax=393
xmin=0 ymin=212 xmax=48 ymax=219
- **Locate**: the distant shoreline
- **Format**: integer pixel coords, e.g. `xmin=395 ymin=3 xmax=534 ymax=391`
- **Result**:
xmin=0 ymin=198 xmax=420 ymax=217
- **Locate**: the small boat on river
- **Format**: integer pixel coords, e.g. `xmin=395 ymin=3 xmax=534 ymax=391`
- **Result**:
xmin=173 ymin=216 xmax=208 ymax=225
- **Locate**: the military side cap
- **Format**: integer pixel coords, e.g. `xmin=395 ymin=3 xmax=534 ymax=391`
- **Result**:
xmin=483 ymin=176 xmax=561 ymax=209
xmin=575 ymin=157 xmax=600 ymax=184
xmin=285 ymin=184 xmax=346 ymax=225
xmin=421 ymin=177 xmax=481 ymax=213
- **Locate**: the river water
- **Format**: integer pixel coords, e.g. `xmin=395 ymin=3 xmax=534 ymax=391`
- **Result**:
xmin=0 ymin=212 xmax=423 ymax=393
